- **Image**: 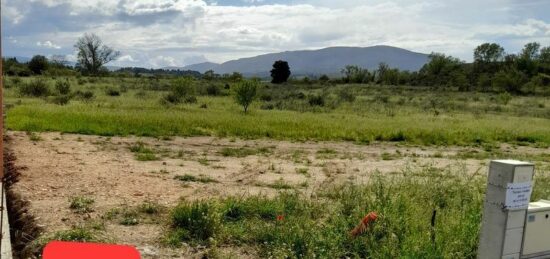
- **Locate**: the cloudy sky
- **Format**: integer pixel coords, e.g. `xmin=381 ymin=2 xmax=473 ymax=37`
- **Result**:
xmin=3 ymin=0 xmax=550 ymax=68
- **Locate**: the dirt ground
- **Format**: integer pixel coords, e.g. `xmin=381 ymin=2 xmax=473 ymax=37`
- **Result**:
xmin=8 ymin=131 xmax=549 ymax=258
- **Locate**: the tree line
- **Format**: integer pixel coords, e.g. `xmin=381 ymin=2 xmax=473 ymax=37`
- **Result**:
xmin=337 ymin=42 xmax=550 ymax=95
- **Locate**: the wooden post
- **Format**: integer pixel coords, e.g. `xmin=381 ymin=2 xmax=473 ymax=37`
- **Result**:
xmin=0 ymin=0 xmax=3 ymax=180
xmin=478 ymin=160 xmax=535 ymax=259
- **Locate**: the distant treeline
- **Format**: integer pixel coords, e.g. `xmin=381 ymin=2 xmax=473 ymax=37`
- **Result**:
xmin=331 ymin=42 xmax=550 ymax=95
xmin=4 ymin=42 xmax=550 ymax=95
xmin=1 ymin=57 xmax=203 ymax=78
xmin=115 ymin=67 xmax=201 ymax=77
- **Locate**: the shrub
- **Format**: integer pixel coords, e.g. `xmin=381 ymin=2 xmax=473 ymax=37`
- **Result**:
xmin=319 ymin=74 xmax=330 ymax=82
xmin=233 ymin=80 xmax=259 ymax=113
xmin=51 ymin=95 xmax=71 ymax=105
xmin=260 ymin=93 xmax=273 ymax=102
xmin=174 ymin=174 xmax=218 ymax=183
xmin=105 ymin=88 xmax=120 ymax=96
xmin=206 ymin=84 xmax=222 ymax=96
xmin=308 ymin=95 xmax=325 ymax=106
xmin=138 ymin=202 xmax=161 ymax=215
xmin=75 ymin=90 xmax=95 ymax=101
xmin=497 ymin=92 xmax=513 ymax=105
xmin=52 ymin=228 xmax=97 ymax=242
xmin=9 ymin=77 xmax=21 ymax=88
xmin=338 ymin=87 xmax=356 ymax=102
xmin=170 ymin=201 xmax=220 ymax=243
xmin=55 ymin=79 xmax=71 ymax=95
xmin=28 ymin=55 xmax=49 ymax=75
xmin=19 ymin=78 xmax=49 ymax=97
xmin=77 ymin=78 xmax=87 ymax=85
xmin=69 ymin=196 xmax=95 ymax=214
xmin=162 ymin=78 xmax=196 ymax=104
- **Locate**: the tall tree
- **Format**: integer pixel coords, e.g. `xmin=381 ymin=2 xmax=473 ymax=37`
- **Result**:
xmin=473 ymin=43 xmax=505 ymax=75
xmin=474 ymin=43 xmax=505 ymax=63
xmin=540 ymin=46 xmax=550 ymax=64
xmin=270 ymin=60 xmax=291 ymax=84
xmin=419 ymin=53 xmax=463 ymax=87
xmin=517 ymin=42 xmax=541 ymax=77
xmin=74 ymin=33 xmax=120 ymax=75
xmin=28 ymin=55 xmax=49 ymax=75
xmin=521 ymin=42 xmax=541 ymax=60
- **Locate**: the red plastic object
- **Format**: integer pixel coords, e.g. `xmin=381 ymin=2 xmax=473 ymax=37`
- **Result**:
xmin=43 ymin=241 xmax=141 ymax=259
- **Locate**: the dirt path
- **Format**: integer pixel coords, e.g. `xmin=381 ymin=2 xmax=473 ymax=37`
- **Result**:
xmin=8 ymin=131 xmax=549 ymax=258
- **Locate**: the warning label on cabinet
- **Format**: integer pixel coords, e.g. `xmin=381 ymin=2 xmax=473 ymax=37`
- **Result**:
xmin=505 ymin=182 xmax=532 ymax=210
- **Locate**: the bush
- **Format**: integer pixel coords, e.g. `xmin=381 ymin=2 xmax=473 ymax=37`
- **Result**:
xmin=19 ymin=78 xmax=50 ymax=97
xmin=105 ymin=88 xmax=120 ymax=96
xmin=308 ymin=95 xmax=325 ymax=106
xmin=51 ymin=95 xmax=71 ymax=105
xmin=497 ymin=92 xmax=513 ymax=105
xmin=162 ymin=78 xmax=196 ymax=104
xmin=170 ymin=201 xmax=220 ymax=243
xmin=69 ymin=196 xmax=95 ymax=214
xmin=338 ymin=87 xmax=356 ymax=102
xmin=8 ymin=77 xmax=21 ymax=88
xmin=233 ymin=80 xmax=259 ymax=113
xmin=55 ymin=79 xmax=71 ymax=95
xmin=260 ymin=93 xmax=273 ymax=102
xmin=75 ymin=90 xmax=95 ymax=101
xmin=28 ymin=55 xmax=49 ymax=75
xmin=206 ymin=84 xmax=222 ymax=96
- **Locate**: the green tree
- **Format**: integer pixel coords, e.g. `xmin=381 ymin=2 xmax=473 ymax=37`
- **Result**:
xmin=517 ymin=42 xmax=541 ymax=77
xmin=474 ymin=43 xmax=505 ymax=75
xmin=540 ymin=46 xmax=550 ymax=64
xmin=521 ymin=42 xmax=541 ymax=60
xmin=163 ymin=78 xmax=196 ymax=104
xmin=28 ymin=55 xmax=49 ymax=75
xmin=233 ymin=80 xmax=258 ymax=113
xmin=419 ymin=53 xmax=463 ymax=87
xmin=474 ymin=43 xmax=505 ymax=64
xmin=341 ymin=65 xmax=371 ymax=83
xmin=270 ymin=60 xmax=291 ymax=84
xmin=75 ymin=33 xmax=120 ymax=75
xmin=203 ymin=70 xmax=217 ymax=80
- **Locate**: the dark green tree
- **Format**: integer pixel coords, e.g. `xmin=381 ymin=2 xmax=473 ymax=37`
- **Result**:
xmin=341 ymin=65 xmax=371 ymax=83
xmin=270 ymin=60 xmax=291 ymax=84
xmin=419 ymin=53 xmax=463 ymax=87
xmin=473 ymin=43 xmax=505 ymax=76
xmin=474 ymin=43 xmax=505 ymax=64
xmin=28 ymin=55 xmax=49 ymax=75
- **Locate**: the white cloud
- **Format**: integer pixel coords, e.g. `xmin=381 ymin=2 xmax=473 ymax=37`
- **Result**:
xmin=36 ymin=41 xmax=62 ymax=49
xmin=4 ymin=0 xmax=550 ymax=67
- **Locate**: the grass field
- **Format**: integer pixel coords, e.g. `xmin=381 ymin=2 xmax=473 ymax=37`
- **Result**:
xmin=5 ymin=76 xmax=550 ymax=258
xmin=4 ymin=76 xmax=550 ymax=146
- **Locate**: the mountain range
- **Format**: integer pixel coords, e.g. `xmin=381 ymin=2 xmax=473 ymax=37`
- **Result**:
xmin=172 ymin=45 xmax=430 ymax=76
xmin=10 ymin=45 xmax=431 ymax=76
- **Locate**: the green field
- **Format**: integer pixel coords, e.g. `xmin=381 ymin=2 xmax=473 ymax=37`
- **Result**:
xmin=6 ymin=75 xmax=550 ymax=258
xmin=4 ymin=76 xmax=550 ymax=146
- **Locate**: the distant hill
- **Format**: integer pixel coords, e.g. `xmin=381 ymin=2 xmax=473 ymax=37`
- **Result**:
xmin=183 ymin=46 xmax=430 ymax=77
xmin=173 ymin=62 xmax=219 ymax=73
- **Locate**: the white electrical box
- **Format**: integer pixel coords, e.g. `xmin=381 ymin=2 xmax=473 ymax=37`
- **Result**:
xmin=522 ymin=200 xmax=550 ymax=258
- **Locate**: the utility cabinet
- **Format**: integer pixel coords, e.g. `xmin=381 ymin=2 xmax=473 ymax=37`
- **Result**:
xmin=522 ymin=200 xmax=550 ymax=258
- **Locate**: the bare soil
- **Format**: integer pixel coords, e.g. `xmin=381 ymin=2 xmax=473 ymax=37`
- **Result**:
xmin=8 ymin=131 xmax=549 ymax=258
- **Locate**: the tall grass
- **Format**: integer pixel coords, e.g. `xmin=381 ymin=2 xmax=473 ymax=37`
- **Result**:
xmin=4 ymin=77 xmax=550 ymax=146
xmin=165 ymin=166 xmax=550 ymax=258
xmin=6 ymin=99 xmax=550 ymax=146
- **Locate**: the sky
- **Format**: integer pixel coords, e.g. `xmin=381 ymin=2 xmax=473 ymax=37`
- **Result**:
xmin=3 ymin=0 xmax=550 ymax=68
